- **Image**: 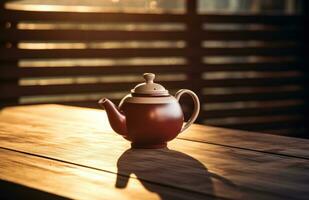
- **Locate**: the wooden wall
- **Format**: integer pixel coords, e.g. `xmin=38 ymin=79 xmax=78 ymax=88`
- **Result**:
xmin=0 ymin=0 xmax=307 ymax=137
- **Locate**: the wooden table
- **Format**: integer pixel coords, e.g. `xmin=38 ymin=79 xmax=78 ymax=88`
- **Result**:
xmin=0 ymin=104 xmax=308 ymax=200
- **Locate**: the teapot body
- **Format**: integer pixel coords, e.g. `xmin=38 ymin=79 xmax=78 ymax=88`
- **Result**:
xmin=98 ymin=73 xmax=200 ymax=149
xmin=120 ymin=97 xmax=183 ymax=148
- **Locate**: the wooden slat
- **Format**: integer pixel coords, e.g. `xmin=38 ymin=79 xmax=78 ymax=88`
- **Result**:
xmin=0 ymin=62 xmax=301 ymax=80
xmin=0 ymin=64 xmax=300 ymax=80
xmin=0 ymin=46 xmax=300 ymax=60
xmin=1 ymin=79 xmax=304 ymax=99
xmin=0 ymin=81 xmax=190 ymax=98
xmin=0 ymin=29 xmax=302 ymax=42
xmin=0 ymin=10 xmax=187 ymax=23
xmin=201 ymin=91 xmax=305 ymax=102
xmin=201 ymin=30 xmax=301 ymax=41
xmin=201 ymin=76 xmax=304 ymax=87
xmin=0 ymin=105 xmax=308 ymax=199
xmin=0 ymin=10 xmax=302 ymax=25
xmin=201 ymin=105 xmax=305 ymax=118
xmin=0 ymin=48 xmax=188 ymax=60
xmin=0 ymin=148 xmax=208 ymax=200
xmin=0 ymin=65 xmax=189 ymax=80
xmin=3 ymin=87 xmax=304 ymax=102
xmin=199 ymin=14 xmax=302 ymax=25
xmin=202 ymin=62 xmax=301 ymax=72
xmin=0 ymin=65 xmax=190 ymax=79
xmin=200 ymin=46 xmax=300 ymax=56
xmin=0 ymin=29 xmax=187 ymax=41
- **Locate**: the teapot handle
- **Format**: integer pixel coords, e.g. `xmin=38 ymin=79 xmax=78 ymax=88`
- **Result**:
xmin=175 ymin=89 xmax=200 ymax=133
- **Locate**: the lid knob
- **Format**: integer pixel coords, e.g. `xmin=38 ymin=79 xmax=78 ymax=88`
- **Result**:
xmin=131 ymin=73 xmax=169 ymax=96
xmin=143 ymin=73 xmax=155 ymax=84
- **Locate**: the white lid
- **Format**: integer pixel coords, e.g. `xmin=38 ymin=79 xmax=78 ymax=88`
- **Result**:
xmin=131 ymin=73 xmax=169 ymax=96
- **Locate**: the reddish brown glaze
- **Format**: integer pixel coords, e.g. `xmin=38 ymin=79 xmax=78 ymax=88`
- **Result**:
xmin=99 ymin=98 xmax=184 ymax=148
xmin=121 ymin=102 xmax=184 ymax=148
xmin=98 ymin=98 xmax=127 ymax=136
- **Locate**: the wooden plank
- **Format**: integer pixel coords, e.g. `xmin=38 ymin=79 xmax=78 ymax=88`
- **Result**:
xmin=201 ymin=77 xmax=304 ymax=87
xmin=199 ymin=14 xmax=302 ymax=25
xmin=0 ymin=81 xmax=189 ymax=99
xmin=0 ymin=29 xmax=301 ymax=42
xmin=0 ymin=148 xmax=209 ymax=200
xmin=0 ymin=29 xmax=187 ymax=41
xmin=200 ymin=46 xmax=300 ymax=56
xmin=0 ymin=46 xmax=300 ymax=60
xmin=0 ymin=83 xmax=136 ymax=98
xmin=0 ymin=48 xmax=188 ymax=60
xmin=201 ymin=104 xmax=305 ymax=118
xmin=0 ymin=65 xmax=189 ymax=80
xmin=0 ymin=104 xmax=308 ymax=199
xmin=0 ymin=10 xmax=301 ymax=25
xmin=202 ymin=30 xmax=301 ymax=41
xmin=0 ymin=10 xmax=187 ymax=23
xmin=202 ymin=62 xmax=301 ymax=72
xmin=0 ymin=79 xmax=304 ymax=99
xmin=181 ymin=124 xmax=309 ymax=158
xmin=0 ymin=62 xmax=300 ymax=80
xmin=201 ymin=91 xmax=305 ymax=102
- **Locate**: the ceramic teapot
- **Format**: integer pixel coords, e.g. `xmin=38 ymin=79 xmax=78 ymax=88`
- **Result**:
xmin=98 ymin=73 xmax=200 ymax=148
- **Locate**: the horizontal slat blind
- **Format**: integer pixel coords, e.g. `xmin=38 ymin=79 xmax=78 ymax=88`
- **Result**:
xmin=0 ymin=0 xmax=306 ymax=137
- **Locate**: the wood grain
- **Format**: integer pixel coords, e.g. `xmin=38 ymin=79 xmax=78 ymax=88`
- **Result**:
xmin=0 ymin=148 xmax=211 ymax=200
xmin=0 ymin=104 xmax=308 ymax=199
xmin=180 ymin=124 xmax=309 ymax=160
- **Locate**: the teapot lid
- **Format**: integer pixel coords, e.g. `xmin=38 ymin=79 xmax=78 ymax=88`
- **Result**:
xmin=131 ymin=73 xmax=169 ymax=96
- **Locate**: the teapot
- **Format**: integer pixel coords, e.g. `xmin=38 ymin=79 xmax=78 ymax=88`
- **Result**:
xmin=98 ymin=73 xmax=200 ymax=149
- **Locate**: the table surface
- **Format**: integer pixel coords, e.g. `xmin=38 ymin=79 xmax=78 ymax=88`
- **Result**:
xmin=0 ymin=104 xmax=308 ymax=200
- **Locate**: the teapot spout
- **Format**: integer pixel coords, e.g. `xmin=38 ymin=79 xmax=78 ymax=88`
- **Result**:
xmin=98 ymin=98 xmax=127 ymax=136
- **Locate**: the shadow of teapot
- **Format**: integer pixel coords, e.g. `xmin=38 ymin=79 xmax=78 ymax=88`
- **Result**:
xmin=115 ymin=148 xmax=236 ymax=199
